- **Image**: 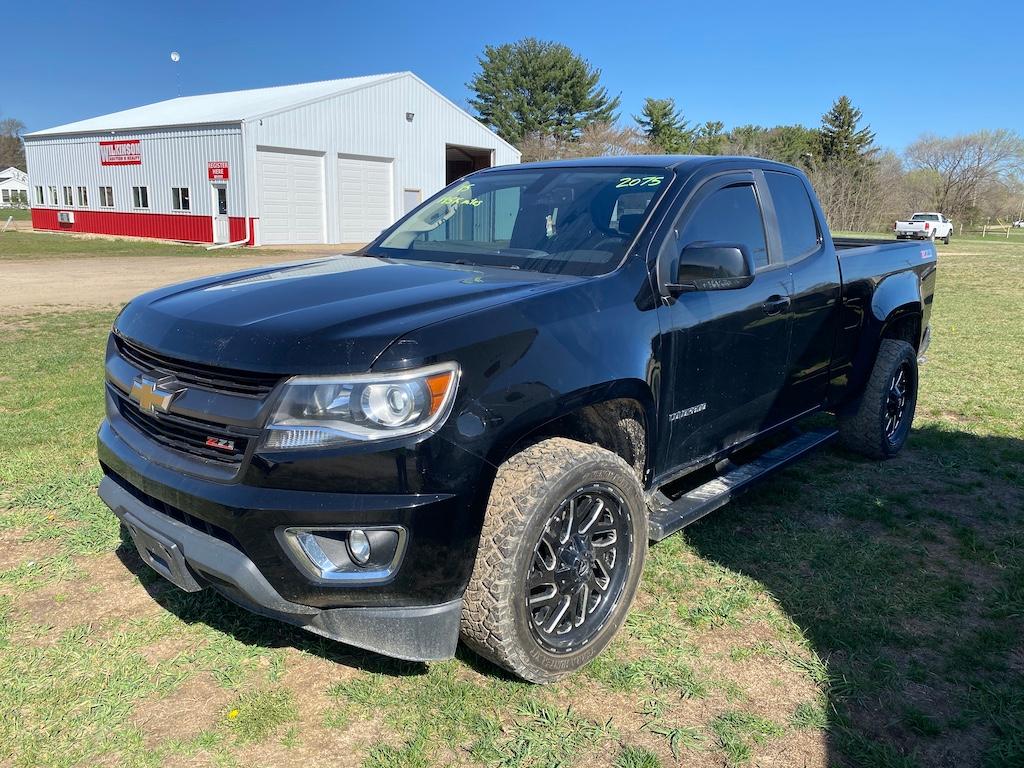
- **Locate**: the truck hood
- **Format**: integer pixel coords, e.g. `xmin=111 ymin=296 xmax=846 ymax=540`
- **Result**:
xmin=114 ymin=254 xmax=573 ymax=374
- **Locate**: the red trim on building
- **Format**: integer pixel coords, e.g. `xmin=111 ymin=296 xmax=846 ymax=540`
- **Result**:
xmin=31 ymin=208 xmax=255 ymax=245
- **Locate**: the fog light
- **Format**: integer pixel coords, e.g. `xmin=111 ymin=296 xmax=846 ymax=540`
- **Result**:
xmin=348 ymin=529 xmax=371 ymax=565
xmin=281 ymin=526 xmax=405 ymax=582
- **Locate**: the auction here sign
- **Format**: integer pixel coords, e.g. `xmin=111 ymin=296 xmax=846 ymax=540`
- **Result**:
xmin=208 ymin=161 xmax=230 ymax=181
xmin=99 ymin=139 xmax=142 ymax=166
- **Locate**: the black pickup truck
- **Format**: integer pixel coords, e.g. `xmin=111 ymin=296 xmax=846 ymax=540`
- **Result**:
xmin=98 ymin=156 xmax=936 ymax=682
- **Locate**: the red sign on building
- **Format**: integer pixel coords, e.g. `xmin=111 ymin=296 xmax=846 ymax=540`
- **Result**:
xmin=207 ymin=161 xmax=230 ymax=181
xmin=99 ymin=139 xmax=142 ymax=166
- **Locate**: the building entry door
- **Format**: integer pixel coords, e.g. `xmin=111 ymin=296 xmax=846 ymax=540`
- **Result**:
xmin=212 ymin=184 xmax=230 ymax=244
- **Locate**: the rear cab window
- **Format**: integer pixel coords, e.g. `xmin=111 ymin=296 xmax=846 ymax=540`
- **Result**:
xmin=764 ymin=171 xmax=820 ymax=261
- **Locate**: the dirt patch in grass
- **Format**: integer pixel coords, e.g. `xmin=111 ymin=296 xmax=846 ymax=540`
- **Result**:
xmin=754 ymin=728 xmax=828 ymax=767
xmin=700 ymin=626 xmax=822 ymax=715
xmin=232 ymin=658 xmax=388 ymax=768
xmin=137 ymin=634 xmax=205 ymax=665
xmin=278 ymin=651 xmax=356 ymax=723
xmin=132 ymin=672 xmax=232 ymax=748
xmin=0 ymin=530 xmax=54 ymax=570
xmin=16 ymin=551 xmax=166 ymax=634
xmin=231 ymin=717 xmax=384 ymax=768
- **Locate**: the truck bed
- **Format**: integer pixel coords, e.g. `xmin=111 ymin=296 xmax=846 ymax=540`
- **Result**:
xmin=832 ymin=236 xmax=901 ymax=250
xmin=833 ymin=236 xmax=936 ymax=285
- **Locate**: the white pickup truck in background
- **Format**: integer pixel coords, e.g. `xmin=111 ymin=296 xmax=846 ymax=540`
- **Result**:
xmin=895 ymin=212 xmax=953 ymax=243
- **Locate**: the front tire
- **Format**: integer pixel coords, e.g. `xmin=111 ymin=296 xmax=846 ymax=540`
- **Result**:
xmin=838 ymin=339 xmax=918 ymax=459
xmin=460 ymin=438 xmax=647 ymax=683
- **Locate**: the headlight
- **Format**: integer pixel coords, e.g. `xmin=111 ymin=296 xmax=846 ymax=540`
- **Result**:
xmin=261 ymin=362 xmax=460 ymax=450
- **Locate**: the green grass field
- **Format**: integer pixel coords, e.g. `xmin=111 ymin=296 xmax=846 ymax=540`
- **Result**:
xmin=0 ymin=237 xmax=1022 ymax=767
xmin=0 ymin=207 xmax=32 ymax=221
xmin=0 ymin=229 xmax=255 ymax=260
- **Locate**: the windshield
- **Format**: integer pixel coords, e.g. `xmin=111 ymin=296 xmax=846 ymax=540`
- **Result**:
xmin=372 ymin=166 xmax=670 ymax=276
xmin=912 ymin=214 xmax=939 ymax=221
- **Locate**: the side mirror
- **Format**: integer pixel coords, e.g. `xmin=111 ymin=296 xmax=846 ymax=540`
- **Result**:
xmin=670 ymin=243 xmax=755 ymax=293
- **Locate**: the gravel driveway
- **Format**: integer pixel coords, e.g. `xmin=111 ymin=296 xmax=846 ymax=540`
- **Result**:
xmin=0 ymin=246 xmax=351 ymax=315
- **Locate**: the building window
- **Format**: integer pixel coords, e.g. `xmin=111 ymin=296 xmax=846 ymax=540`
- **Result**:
xmin=171 ymin=187 xmax=190 ymax=211
xmin=132 ymin=186 xmax=149 ymax=209
xmin=99 ymin=186 xmax=114 ymax=207
xmin=62 ymin=186 xmax=73 ymax=206
xmin=1 ymin=190 xmax=9 ymax=204
xmin=77 ymin=186 xmax=88 ymax=207
xmin=48 ymin=186 xmax=58 ymax=205
xmin=35 ymin=186 xmax=44 ymax=205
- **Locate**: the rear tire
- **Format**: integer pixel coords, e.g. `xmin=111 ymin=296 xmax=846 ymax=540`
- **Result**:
xmin=460 ymin=438 xmax=647 ymax=683
xmin=943 ymin=231 xmax=951 ymax=245
xmin=838 ymin=339 xmax=918 ymax=459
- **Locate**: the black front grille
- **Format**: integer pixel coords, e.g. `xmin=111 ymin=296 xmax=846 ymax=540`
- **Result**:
xmin=114 ymin=334 xmax=280 ymax=398
xmin=113 ymin=387 xmax=254 ymax=464
xmin=104 ymin=466 xmax=243 ymax=551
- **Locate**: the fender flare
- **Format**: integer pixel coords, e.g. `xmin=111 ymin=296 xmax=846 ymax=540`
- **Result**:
xmin=481 ymin=378 xmax=658 ymax=477
xmin=843 ymin=271 xmax=923 ymax=406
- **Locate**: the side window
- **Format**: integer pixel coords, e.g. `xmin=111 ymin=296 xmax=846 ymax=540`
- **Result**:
xmin=765 ymin=171 xmax=819 ymax=261
xmin=680 ymin=183 xmax=769 ymax=269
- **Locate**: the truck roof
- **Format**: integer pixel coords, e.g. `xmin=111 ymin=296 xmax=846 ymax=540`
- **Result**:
xmin=509 ymin=154 xmax=805 ymax=175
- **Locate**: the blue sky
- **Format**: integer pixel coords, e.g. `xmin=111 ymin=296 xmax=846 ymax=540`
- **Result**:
xmin=7 ymin=0 xmax=1020 ymax=151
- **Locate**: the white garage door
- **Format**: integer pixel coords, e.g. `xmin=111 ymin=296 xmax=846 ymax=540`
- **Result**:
xmin=257 ymin=149 xmax=324 ymax=244
xmin=338 ymin=155 xmax=393 ymax=243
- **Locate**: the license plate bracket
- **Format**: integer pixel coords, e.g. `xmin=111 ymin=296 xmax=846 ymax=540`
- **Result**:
xmin=124 ymin=516 xmax=204 ymax=592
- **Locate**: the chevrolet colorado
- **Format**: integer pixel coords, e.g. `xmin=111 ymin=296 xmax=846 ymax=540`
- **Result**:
xmin=98 ymin=156 xmax=936 ymax=682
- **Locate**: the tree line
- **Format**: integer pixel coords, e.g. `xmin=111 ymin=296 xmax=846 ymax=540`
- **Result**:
xmin=4 ymin=45 xmax=1023 ymax=229
xmin=469 ymin=38 xmax=1024 ymax=230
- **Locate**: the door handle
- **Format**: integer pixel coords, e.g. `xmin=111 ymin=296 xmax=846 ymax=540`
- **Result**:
xmin=762 ymin=295 xmax=791 ymax=316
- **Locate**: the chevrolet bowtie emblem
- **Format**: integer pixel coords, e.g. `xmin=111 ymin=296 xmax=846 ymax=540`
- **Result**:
xmin=130 ymin=374 xmax=185 ymax=414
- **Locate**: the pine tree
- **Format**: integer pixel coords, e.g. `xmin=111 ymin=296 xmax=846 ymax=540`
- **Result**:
xmin=819 ymin=96 xmax=875 ymax=166
xmin=633 ymin=98 xmax=693 ymax=153
xmin=694 ymin=121 xmax=726 ymax=155
xmin=468 ymin=39 xmax=620 ymax=146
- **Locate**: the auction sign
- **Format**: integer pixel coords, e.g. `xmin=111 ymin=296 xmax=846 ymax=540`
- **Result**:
xmin=207 ymin=161 xmax=230 ymax=181
xmin=99 ymin=139 xmax=142 ymax=166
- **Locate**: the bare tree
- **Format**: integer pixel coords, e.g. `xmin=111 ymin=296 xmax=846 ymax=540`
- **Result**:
xmin=0 ymin=117 xmax=26 ymax=169
xmin=519 ymin=122 xmax=652 ymax=162
xmin=904 ymin=130 xmax=1024 ymax=219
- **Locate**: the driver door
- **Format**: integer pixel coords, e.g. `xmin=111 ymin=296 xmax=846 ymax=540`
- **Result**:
xmin=656 ymin=172 xmax=794 ymax=474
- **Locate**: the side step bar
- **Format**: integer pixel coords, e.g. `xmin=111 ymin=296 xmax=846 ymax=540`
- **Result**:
xmin=646 ymin=428 xmax=838 ymax=542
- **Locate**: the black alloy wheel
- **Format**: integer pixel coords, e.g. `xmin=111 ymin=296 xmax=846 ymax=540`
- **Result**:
xmin=526 ymin=484 xmax=632 ymax=653
xmin=884 ymin=362 xmax=911 ymax=445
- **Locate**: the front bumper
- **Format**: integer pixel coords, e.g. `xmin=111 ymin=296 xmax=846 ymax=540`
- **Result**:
xmin=99 ymin=475 xmax=462 ymax=661
xmin=97 ymin=411 xmax=486 ymax=610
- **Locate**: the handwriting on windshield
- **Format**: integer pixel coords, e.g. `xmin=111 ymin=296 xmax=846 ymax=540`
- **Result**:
xmin=439 ymin=196 xmax=482 ymax=207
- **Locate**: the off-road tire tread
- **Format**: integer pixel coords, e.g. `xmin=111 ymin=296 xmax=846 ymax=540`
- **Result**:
xmin=460 ymin=437 xmax=644 ymax=683
xmin=838 ymin=339 xmax=917 ymax=459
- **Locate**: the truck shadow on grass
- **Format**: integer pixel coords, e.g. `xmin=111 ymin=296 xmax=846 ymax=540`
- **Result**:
xmin=113 ymin=423 xmax=1023 ymax=766
xmin=684 ymin=423 xmax=1024 ymax=768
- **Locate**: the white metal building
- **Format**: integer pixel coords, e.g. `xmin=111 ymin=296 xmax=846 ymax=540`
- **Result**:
xmin=0 ymin=166 xmax=28 ymax=207
xmin=24 ymin=72 xmax=520 ymax=245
